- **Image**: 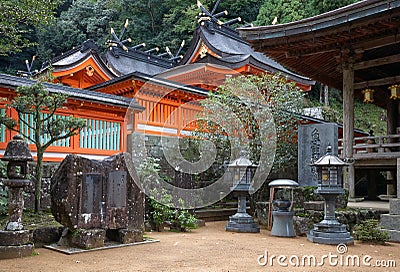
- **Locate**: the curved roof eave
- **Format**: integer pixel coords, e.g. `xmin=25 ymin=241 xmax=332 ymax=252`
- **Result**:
xmin=238 ymin=0 xmax=393 ymax=40
xmin=0 ymin=73 xmax=143 ymax=111
xmin=40 ymin=47 xmax=117 ymax=80
xmin=196 ymin=54 xmax=314 ymax=86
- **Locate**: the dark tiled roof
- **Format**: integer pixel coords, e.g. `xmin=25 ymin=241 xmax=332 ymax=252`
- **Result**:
xmin=0 ymin=73 xmax=144 ymax=111
xmin=181 ymin=20 xmax=314 ymax=86
xmin=104 ymin=47 xmax=178 ymax=76
xmin=41 ymin=40 xmax=117 ymax=79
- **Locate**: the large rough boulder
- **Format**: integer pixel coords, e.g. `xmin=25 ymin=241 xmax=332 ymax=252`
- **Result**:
xmin=50 ymin=153 xmax=144 ymax=248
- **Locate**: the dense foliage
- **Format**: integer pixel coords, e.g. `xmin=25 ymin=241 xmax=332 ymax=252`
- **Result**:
xmin=197 ymin=73 xmax=304 ymax=175
xmin=0 ymin=0 xmax=62 ymax=56
xmin=0 ymin=0 xmax=362 ymax=74
xmin=138 ymin=157 xmax=197 ymax=232
xmin=0 ymin=161 xmax=7 ymax=215
xmin=255 ymin=0 xmax=359 ymax=25
xmin=307 ymin=85 xmax=387 ymax=135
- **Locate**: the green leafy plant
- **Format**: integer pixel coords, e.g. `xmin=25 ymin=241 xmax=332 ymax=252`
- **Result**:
xmin=274 ymin=188 xmax=291 ymax=200
xmin=148 ymin=189 xmax=197 ymax=232
xmin=302 ymin=186 xmax=319 ymax=201
xmin=139 ymin=158 xmax=197 ymax=232
xmin=170 ymin=199 xmax=197 ymax=231
xmin=353 ymin=219 xmax=390 ymax=244
xmin=148 ymin=189 xmax=174 ymax=230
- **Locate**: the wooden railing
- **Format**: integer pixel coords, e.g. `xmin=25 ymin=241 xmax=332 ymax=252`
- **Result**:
xmin=136 ymin=95 xmax=203 ymax=136
xmin=339 ymin=134 xmax=400 ymax=158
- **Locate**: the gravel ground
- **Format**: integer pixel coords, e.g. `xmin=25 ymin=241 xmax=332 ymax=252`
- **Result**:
xmin=0 ymin=221 xmax=398 ymax=272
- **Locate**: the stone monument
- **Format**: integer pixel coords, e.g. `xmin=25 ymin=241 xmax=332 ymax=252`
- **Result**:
xmin=51 ymin=153 xmax=144 ymax=249
xmin=298 ymin=123 xmax=338 ymax=186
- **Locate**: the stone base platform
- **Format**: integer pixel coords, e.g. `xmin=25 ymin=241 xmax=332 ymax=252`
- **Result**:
xmin=58 ymin=228 xmax=144 ymax=250
xmin=226 ymin=213 xmax=260 ymax=233
xmin=307 ymin=223 xmax=354 ymax=245
xmin=0 ymin=244 xmax=34 ymax=259
xmin=44 ymin=239 xmax=159 ymax=255
xmin=271 ymin=211 xmax=296 ymax=237
xmin=0 ymin=230 xmax=34 ymax=259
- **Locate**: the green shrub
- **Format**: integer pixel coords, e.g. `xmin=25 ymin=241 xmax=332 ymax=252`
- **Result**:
xmin=302 ymin=186 xmax=319 ymax=201
xmin=353 ymin=219 xmax=389 ymax=244
xmin=148 ymin=190 xmax=174 ymax=230
xmin=148 ymin=190 xmax=197 ymax=232
xmin=139 ymin=158 xmax=197 ymax=232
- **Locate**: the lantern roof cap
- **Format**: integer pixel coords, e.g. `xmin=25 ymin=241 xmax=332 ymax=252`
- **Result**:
xmin=228 ymin=150 xmax=257 ymax=167
xmin=1 ymin=134 xmax=33 ymax=162
xmin=269 ymin=179 xmax=299 ymax=187
xmin=311 ymin=146 xmax=347 ymax=166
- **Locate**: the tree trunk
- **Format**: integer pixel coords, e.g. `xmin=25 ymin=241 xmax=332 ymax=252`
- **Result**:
xmin=319 ymin=84 xmax=323 ymax=104
xmin=324 ymin=85 xmax=329 ymax=107
xmin=34 ymin=150 xmax=44 ymax=214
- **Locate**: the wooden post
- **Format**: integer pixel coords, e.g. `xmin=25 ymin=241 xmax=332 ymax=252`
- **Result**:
xmin=342 ymin=63 xmax=355 ymax=199
xmin=397 ymin=158 xmax=400 ymax=199
xmin=324 ymin=85 xmax=329 ymax=107
xmin=387 ymin=100 xmax=397 ymax=135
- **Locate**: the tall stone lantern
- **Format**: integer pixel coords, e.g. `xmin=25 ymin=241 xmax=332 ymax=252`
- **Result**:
xmin=0 ymin=134 xmax=34 ymax=259
xmin=225 ymin=151 xmax=260 ymax=233
xmin=307 ymin=146 xmax=354 ymax=245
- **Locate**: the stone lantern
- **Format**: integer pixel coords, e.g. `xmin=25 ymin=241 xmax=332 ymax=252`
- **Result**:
xmin=0 ymin=134 xmax=34 ymax=259
xmin=307 ymin=146 xmax=354 ymax=245
xmin=225 ymin=151 xmax=259 ymax=233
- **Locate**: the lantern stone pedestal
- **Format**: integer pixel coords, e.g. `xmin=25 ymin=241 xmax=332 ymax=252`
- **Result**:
xmin=226 ymin=194 xmax=260 ymax=233
xmin=307 ymin=190 xmax=354 ymax=245
xmin=0 ymin=135 xmax=34 ymax=259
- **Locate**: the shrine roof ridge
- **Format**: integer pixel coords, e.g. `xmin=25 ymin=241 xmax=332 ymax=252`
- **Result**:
xmin=88 ymin=71 xmax=209 ymax=96
xmin=108 ymin=47 xmax=177 ymax=69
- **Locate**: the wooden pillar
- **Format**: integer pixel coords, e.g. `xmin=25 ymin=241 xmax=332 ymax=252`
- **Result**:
xmin=387 ymin=100 xmax=397 ymax=135
xmin=397 ymin=158 xmax=400 ymax=198
xmin=367 ymin=170 xmax=377 ymax=200
xmin=324 ymin=85 xmax=329 ymax=107
xmin=342 ymin=63 xmax=355 ymax=198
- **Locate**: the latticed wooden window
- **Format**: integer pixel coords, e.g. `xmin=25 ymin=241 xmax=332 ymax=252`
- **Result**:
xmin=0 ymin=108 xmax=5 ymax=143
xmin=19 ymin=113 xmax=71 ymax=147
xmin=79 ymin=119 xmax=121 ymax=150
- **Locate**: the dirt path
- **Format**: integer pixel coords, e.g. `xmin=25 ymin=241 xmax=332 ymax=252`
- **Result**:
xmin=0 ymin=221 xmax=398 ymax=272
